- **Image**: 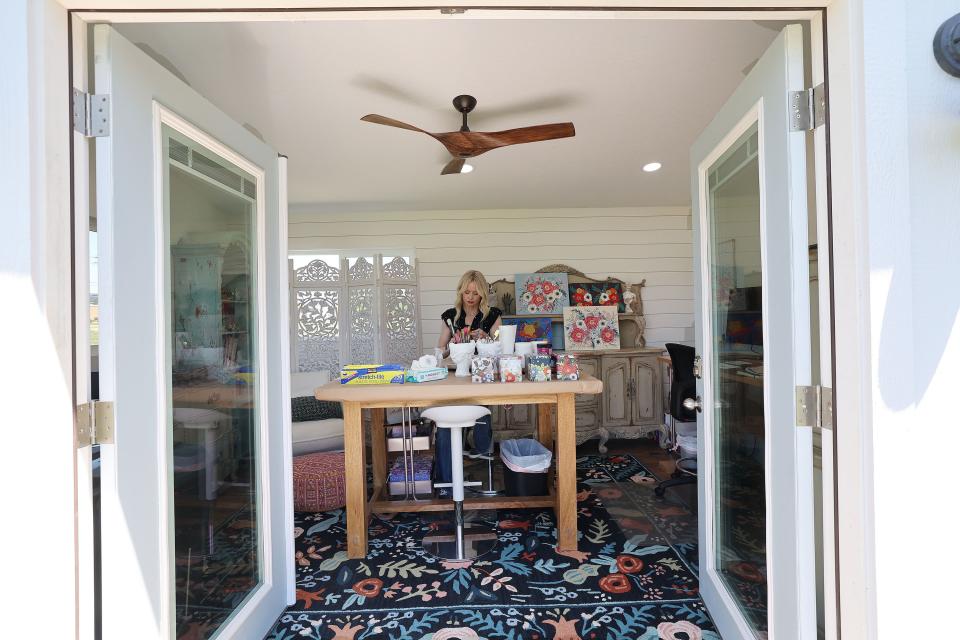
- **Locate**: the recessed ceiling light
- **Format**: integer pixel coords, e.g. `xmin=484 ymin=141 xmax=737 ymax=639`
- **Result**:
xmin=642 ymin=162 xmax=662 ymax=173
xmin=461 ymin=163 xmax=474 ymax=174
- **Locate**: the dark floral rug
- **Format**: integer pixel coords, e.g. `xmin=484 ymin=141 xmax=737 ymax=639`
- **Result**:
xmin=266 ymin=456 xmax=719 ymax=640
xmin=575 ymin=454 xmax=658 ymax=485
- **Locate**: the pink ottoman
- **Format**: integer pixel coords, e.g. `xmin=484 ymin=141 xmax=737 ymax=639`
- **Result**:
xmin=292 ymin=451 xmax=346 ymax=512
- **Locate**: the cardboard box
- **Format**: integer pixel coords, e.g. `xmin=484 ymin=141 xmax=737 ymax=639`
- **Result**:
xmin=405 ymin=367 xmax=448 ymax=383
xmin=340 ymin=363 xmax=406 ymax=385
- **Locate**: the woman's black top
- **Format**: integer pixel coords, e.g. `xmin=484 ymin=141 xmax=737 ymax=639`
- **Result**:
xmin=441 ymin=306 xmax=502 ymax=334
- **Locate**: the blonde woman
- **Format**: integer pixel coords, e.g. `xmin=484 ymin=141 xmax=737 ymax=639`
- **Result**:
xmin=438 ymin=270 xmax=503 ymax=354
xmin=433 ymin=270 xmax=502 ymax=494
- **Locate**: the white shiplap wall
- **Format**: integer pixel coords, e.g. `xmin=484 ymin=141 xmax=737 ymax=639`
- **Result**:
xmin=289 ymin=207 xmax=694 ymax=351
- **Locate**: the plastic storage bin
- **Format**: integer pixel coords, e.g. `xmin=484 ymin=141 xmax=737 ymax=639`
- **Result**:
xmin=500 ymin=438 xmax=553 ymax=496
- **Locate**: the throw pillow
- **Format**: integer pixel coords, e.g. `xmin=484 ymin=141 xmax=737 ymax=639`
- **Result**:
xmin=291 ymin=396 xmax=343 ymax=422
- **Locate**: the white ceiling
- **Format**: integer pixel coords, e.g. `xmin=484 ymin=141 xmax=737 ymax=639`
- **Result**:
xmin=116 ymin=19 xmax=783 ymax=212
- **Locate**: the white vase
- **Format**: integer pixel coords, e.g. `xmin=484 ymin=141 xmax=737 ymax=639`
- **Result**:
xmin=498 ymin=325 xmax=517 ymax=354
xmin=449 ymin=341 xmax=476 ymax=377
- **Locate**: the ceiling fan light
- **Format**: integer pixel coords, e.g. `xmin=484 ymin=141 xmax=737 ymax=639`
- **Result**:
xmin=642 ymin=162 xmax=662 ymax=173
xmin=460 ymin=163 xmax=474 ymax=174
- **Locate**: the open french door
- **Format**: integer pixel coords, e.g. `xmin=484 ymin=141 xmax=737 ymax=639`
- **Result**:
xmin=93 ymin=25 xmax=292 ymax=640
xmin=691 ymin=25 xmax=816 ymax=640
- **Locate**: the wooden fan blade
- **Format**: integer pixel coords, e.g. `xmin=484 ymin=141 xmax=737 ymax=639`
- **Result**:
xmin=434 ymin=122 xmax=575 ymax=158
xmin=360 ymin=114 xmax=429 ymax=134
xmin=441 ymin=158 xmax=466 ymax=175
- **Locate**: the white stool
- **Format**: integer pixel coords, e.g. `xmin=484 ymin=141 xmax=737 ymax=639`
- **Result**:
xmin=173 ymin=408 xmax=229 ymax=501
xmin=421 ymin=406 xmax=498 ymax=561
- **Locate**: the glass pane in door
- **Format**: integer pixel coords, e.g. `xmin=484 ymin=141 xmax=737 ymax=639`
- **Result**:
xmin=707 ymin=123 xmax=767 ymax=633
xmin=165 ymin=125 xmax=260 ymax=639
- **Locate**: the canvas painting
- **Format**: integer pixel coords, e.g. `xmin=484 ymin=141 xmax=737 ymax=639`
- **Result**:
xmin=515 ymin=272 xmax=569 ymax=315
xmin=563 ymin=306 xmax=621 ymax=351
xmin=501 ymin=317 xmax=553 ymax=343
xmin=568 ymin=281 xmax=626 ymax=312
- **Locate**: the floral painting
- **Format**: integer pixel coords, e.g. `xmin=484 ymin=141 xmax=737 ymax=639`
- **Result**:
xmin=501 ymin=316 xmax=553 ymax=343
xmin=515 ymin=272 xmax=569 ymax=315
xmin=563 ymin=305 xmax=621 ymax=351
xmin=569 ymin=281 xmax=626 ymax=312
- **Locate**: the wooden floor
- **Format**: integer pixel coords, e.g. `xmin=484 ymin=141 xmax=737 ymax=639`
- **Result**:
xmin=577 ymin=436 xmax=698 ymax=515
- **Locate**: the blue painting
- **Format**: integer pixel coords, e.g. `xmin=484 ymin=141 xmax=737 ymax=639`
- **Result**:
xmin=501 ymin=317 xmax=553 ymax=343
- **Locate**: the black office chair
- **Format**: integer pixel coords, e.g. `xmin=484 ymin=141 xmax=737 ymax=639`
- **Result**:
xmin=655 ymin=343 xmax=698 ymax=497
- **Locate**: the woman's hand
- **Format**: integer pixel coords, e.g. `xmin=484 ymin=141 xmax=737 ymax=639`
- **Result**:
xmin=469 ymin=329 xmax=488 ymax=340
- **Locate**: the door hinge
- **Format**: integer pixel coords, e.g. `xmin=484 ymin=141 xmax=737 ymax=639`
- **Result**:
xmin=795 ymin=385 xmax=833 ymax=431
xmin=76 ymin=400 xmax=115 ymax=447
xmin=72 ymin=89 xmax=110 ymax=138
xmin=789 ymin=83 xmax=826 ymax=132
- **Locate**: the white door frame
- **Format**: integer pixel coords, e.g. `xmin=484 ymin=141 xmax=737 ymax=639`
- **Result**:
xmin=7 ymin=2 xmax=876 ymax=639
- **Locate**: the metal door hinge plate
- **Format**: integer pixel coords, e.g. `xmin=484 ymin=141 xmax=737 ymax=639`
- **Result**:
xmin=72 ymin=89 xmax=110 ymax=138
xmin=796 ymin=385 xmax=833 ymax=431
xmin=789 ymin=83 xmax=826 ymax=132
xmin=76 ymin=401 xmax=115 ymax=447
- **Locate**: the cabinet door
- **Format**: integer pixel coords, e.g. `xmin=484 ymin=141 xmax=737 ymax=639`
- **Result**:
xmin=631 ymin=356 xmax=660 ymax=426
xmin=508 ymin=403 xmax=536 ymax=432
xmin=490 ymin=406 xmax=508 ymax=439
xmin=575 ymin=355 xmax=600 ymax=407
xmin=601 ymin=356 xmax=631 ymax=427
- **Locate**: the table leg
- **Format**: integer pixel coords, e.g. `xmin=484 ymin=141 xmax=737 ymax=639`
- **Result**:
xmin=370 ymin=408 xmax=387 ymax=493
xmin=343 ymin=402 xmax=368 ymax=558
xmin=556 ymin=393 xmax=578 ymax=552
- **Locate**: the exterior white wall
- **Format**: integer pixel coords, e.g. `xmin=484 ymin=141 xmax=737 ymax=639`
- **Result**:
xmin=0 ymin=1 xmax=75 ymax=638
xmin=288 ymin=206 xmax=694 ymax=351
xmin=861 ymin=1 xmax=960 ymax=636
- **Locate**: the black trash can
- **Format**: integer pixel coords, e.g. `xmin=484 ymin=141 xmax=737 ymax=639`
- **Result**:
xmin=500 ymin=438 xmax=552 ymax=497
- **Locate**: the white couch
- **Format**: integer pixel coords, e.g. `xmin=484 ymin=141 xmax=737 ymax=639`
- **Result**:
xmin=290 ymin=370 xmax=344 ymax=455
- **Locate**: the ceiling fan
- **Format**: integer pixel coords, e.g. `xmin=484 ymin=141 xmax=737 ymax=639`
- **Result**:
xmin=361 ymin=94 xmax=576 ymax=175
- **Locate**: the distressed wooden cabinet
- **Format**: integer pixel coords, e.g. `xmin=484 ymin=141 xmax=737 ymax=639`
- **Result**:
xmin=491 ymin=347 xmax=662 ymax=451
xmin=596 ymin=348 xmax=663 ymax=450
xmin=490 ymin=403 xmax=538 ymax=442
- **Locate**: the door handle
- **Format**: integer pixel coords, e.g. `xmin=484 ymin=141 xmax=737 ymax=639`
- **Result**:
xmin=683 ymin=396 xmax=703 ymax=413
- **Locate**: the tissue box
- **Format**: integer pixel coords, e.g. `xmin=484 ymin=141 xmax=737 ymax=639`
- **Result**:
xmin=556 ymin=354 xmax=580 ymax=381
xmin=405 ymin=367 xmax=448 ymax=383
xmin=340 ymin=363 xmax=406 ymax=385
xmin=471 ymin=356 xmax=496 ymax=383
xmin=527 ymin=355 xmax=553 ymax=382
xmin=498 ymin=354 xmax=523 ymax=383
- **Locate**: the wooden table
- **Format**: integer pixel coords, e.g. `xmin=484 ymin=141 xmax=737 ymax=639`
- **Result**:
xmin=315 ymin=374 xmax=603 ymax=558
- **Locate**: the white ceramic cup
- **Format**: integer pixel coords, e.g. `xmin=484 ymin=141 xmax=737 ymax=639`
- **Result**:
xmin=514 ymin=341 xmax=536 ymax=367
xmin=498 ymin=324 xmax=517 ymax=354
xmin=477 ymin=341 xmax=502 ymax=358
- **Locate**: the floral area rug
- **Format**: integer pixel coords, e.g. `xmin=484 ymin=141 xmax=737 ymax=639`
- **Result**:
xmin=267 ymin=457 xmax=718 ymax=640
xmin=575 ymin=454 xmax=657 ymax=485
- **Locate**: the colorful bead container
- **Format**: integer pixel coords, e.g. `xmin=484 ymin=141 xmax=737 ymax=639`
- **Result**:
xmin=498 ymin=354 xmax=523 ymax=383
xmin=471 ymin=356 xmax=496 ymax=383
xmin=556 ymin=354 xmax=580 ymax=381
xmin=527 ymin=355 xmax=553 ymax=382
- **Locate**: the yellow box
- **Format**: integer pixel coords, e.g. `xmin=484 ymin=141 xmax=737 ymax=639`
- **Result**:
xmin=340 ymin=364 xmax=406 ymax=385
